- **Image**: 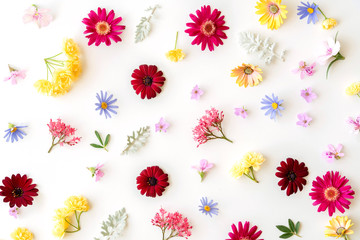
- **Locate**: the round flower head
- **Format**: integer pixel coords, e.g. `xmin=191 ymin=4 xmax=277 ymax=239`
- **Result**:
xmin=0 ymin=174 xmax=38 ymax=208
xmin=276 ymin=158 xmax=309 ymax=196
xmin=11 ymin=227 xmax=33 ymax=240
xmin=199 ymin=197 xmax=218 ymax=217
xmin=185 ymin=5 xmax=229 ymax=51
xmin=82 ymin=7 xmax=125 ymax=46
xmin=95 ymin=91 xmax=119 ymax=119
xmin=261 ymin=94 xmax=284 ymax=120
xmin=63 ymin=38 xmax=80 ymax=58
xmin=325 ymin=216 xmax=354 ymax=238
xmin=309 ymin=171 xmax=355 ymax=216
xmin=345 ymin=82 xmax=360 ymax=96
xmin=231 ymin=64 xmax=263 ymax=88
xmin=297 ymin=2 xmax=320 ymax=24
xmin=64 ymin=195 xmax=89 ymax=212
xmin=136 ymin=166 xmax=169 ymax=198
xmin=227 ymin=221 xmax=263 ymax=240
xmin=131 ymin=64 xmax=166 ymax=99
xmin=255 ymin=0 xmax=288 ymax=30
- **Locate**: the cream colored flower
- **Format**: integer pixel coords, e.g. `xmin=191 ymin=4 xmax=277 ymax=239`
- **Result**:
xmin=242 ymin=152 xmax=265 ymax=171
xmin=166 ymin=49 xmax=185 ymax=62
xmin=64 ymin=195 xmax=89 ymax=212
xmin=322 ymin=18 xmax=337 ymax=30
xmin=34 ymin=79 xmax=52 ymax=95
xmin=345 ymin=82 xmax=360 ymax=96
xmin=230 ymin=161 xmax=250 ymax=179
xmin=11 ymin=227 xmax=33 ymax=240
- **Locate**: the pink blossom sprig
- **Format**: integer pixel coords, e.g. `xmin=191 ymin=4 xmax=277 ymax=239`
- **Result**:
xmin=4 ymin=65 xmax=26 ymax=85
xmin=322 ymin=144 xmax=344 ymax=163
xmin=87 ymin=163 xmax=104 ymax=182
xmin=193 ymin=108 xmax=232 ymax=147
xmin=292 ymin=61 xmax=316 ymax=79
xmin=151 ymin=208 xmax=192 ymax=240
xmin=347 ymin=116 xmax=360 ymax=134
xmin=23 ymin=4 xmax=52 ymax=28
xmin=192 ymin=159 xmax=214 ymax=182
xmin=9 ymin=207 xmax=19 ymax=219
xmin=47 ymin=119 xmax=80 ymax=153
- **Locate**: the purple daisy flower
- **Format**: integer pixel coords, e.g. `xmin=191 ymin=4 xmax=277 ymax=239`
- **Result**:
xmin=95 ymin=91 xmax=119 ymax=119
xmin=199 ymin=197 xmax=218 ymax=217
xmin=297 ymin=2 xmax=320 ymax=24
xmin=4 ymin=124 xmax=27 ymax=143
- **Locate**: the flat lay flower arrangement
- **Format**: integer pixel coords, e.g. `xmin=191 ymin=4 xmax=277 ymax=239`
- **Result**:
xmin=0 ymin=0 xmax=359 ymax=240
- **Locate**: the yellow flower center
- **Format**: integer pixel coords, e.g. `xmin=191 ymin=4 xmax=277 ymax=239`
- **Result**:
xmin=101 ymin=102 xmax=108 ymax=109
xmin=204 ymin=205 xmax=211 ymax=211
xmin=324 ymin=186 xmax=340 ymax=201
xmin=307 ymin=8 xmax=314 ymax=14
xmin=336 ymin=227 xmax=346 ymax=236
xmin=10 ymin=127 xmax=17 ymax=133
xmin=200 ymin=20 xmax=216 ymax=37
xmin=95 ymin=21 xmax=111 ymax=35
xmin=271 ymin=103 xmax=278 ymax=109
xmin=244 ymin=67 xmax=254 ymax=75
xmin=269 ymin=4 xmax=279 ymax=14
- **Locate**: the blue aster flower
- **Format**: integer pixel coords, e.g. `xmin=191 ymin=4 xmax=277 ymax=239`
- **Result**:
xmin=95 ymin=90 xmax=119 ymax=119
xmin=4 ymin=124 xmax=27 ymax=143
xmin=199 ymin=197 xmax=218 ymax=217
xmin=261 ymin=93 xmax=284 ymax=120
xmin=297 ymin=2 xmax=320 ymax=24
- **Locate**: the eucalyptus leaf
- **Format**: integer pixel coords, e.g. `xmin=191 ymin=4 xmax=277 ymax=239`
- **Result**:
xmin=276 ymin=225 xmax=291 ymax=233
xmin=280 ymin=233 xmax=293 ymax=239
xmin=91 ymin=144 xmax=104 ymax=149
xmin=94 ymin=208 xmax=128 ymax=240
xmin=104 ymin=134 xmax=110 ymax=146
xmin=95 ymin=131 xmax=103 ymax=145
xmin=122 ymin=126 xmax=150 ymax=155
xmin=135 ymin=5 xmax=160 ymax=43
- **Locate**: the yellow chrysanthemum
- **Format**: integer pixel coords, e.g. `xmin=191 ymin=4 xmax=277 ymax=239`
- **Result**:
xmin=242 ymin=152 xmax=265 ymax=171
xmin=345 ymin=82 xmax=360 ymax=96
xmin=64 ymin=195 xmax=89 ymax=212
xmin=231 ymin=64 xmax=263 ymax=88
xmin=34 ymin=79 xmax=52 ymax=95
xmin=53 ymin=69 xmax=73 ymax=87
xmin=325 ymin=216 xmax=354 ymax=238
xmin=322 ymin=18 xmax=337 ymax=30
xmin=166 ymin=49 xmax=185 ymax=62
xmin=255 ymin=0 xmax=288 ymax=30
xmin=11 ymin=227 xmax=33 ymax=240
xmin=63 ymin=38 xmax=80 ymax=58
xmin=52 ymin=222 xmax=67 ymax=239
xmin=230 ymin=161 xmax=250 ymax=179
xmin=66 ymin=57 xmax=82 ymax=79
xmin=53 ymin=207 xmax=73 ymax=222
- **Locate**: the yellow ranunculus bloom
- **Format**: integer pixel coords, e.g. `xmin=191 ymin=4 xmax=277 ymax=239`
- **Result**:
xmin=325 ymin=216 xmax=354 ymax=238
xmin=166 ymin=49 xmax=185 ymax=62
xmin=64 ymin=195 xmax=89 ymax=212
xmin=322 ymin=18 xmax=337 ymax=30
xmin=345 ymin=82 xmax=360 ymax=96
xmin=34 ymin=79 xmax=52 ymax=95
xmin=242 ymin=152 xmax=265 ymax=171
xmin=63 ymin=38 xmax=80 ymax=58
xmin=66 ymin=57 xmax=82 ymax=79
xmin=11 ymin=227 xmax=33 ymax=240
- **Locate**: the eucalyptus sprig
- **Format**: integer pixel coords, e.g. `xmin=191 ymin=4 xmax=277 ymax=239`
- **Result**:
xmin=135 ymin=4 xmax=160 ymax=43
xmin=276 ymin=219 xmax=301 ymax=239
xmin=90 ymin=131 xmax=110 ymax=152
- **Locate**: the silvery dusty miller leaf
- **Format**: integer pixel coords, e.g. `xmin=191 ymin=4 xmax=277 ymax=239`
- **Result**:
xmin=121 ymin=126 xmax=150 ymax=155
xmin=134 ymin=5 xmax=160 ymax=43
xmin=94 ymin=208 xmax=128 ymax=240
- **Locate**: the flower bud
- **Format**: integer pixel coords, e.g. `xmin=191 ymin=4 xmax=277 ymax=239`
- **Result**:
xmin=322 ymin=18 xmax=337 ymax=30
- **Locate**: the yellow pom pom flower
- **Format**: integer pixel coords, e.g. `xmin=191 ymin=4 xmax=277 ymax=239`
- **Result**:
xmin=322 ymin=18 xmax=337 ymax=30
xmin=230 ymin=161 xmax=249 ymax=179
xmin=11 ymin=227 xmax=33 ymax=240
xmin=345 ymin=82 xmax=360 ymax=96
xmin=255 ymin=0 xmax=287 ymax=30
xmin=63 ymin=38 xmax=80 ymax=58
xmin=166 ymin=49 xmax=185 ymax=62
xmin=66 ymin=57 xmax=82 ymax=79
xmin=65 ymin=195 xmax=89 ymax=212
xmin=52 ymin=222 xmax=67 ymax=239
xmin=231 ymin=64 xmax=263 ymax=88
xmin=230 ymin=152 xmax=265 ymax=183
xmin=242 ymin=152 xmax=265 ymax=171
xmin=34 ymin=79 xmax=52 ymax=95
xmin=325 ymin=216 xmax=354 ymax=238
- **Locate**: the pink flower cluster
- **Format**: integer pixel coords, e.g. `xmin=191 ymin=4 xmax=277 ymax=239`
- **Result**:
xmin=47 ymin=119 xmax=80 ymax=153
xmin=4 ymin=69 xmax=26 ymax=85
xmin=151 ymin=208 xmax=192 ymax=240
xmin=193 ymin=108 xmax=232 ymax=147
xmin=293 ymin=61 xmax=316 ymax=79
xmin=322 ymin=144 xmax=344 ymax=163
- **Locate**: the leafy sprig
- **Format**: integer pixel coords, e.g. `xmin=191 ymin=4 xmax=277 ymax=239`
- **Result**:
xmin=135 ymin=5 xmax=160 ymax=43
xmin=276 ymin=219 xmax=301 ymax=239
xmin=90 ymin=131 xmax=110 ymax=152
xmin=121 ymin=126 xmax=150 ymax=155
xmin=94 ymin=208 xmax=127 ymax=240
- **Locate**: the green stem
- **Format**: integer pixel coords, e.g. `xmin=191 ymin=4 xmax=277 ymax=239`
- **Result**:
xmin=64 ymin=218 xmax=78 ymax=230
xmin=174 ymin=31 xmax=179 ymax=49
xmin=103 ymin=147 xmax=108 ymax=152
xmin=344 ymin=235 xmax=350 ymax=240
xmin=317 ymin=6 xmax=327 ymax=19
xmin=246 ymin=167 xmax=259 ymax=183
xmin=48 ymin=137 xmax=57 ymax=153
xmin=357 ymin=94 xmax=360 ymax=98
xmin=45 ymin=52 xmax=63 ymax=60
xmin=219 ymin=128 xmax=233 ymax=143
xmin=295 ymin=233 xmax=302 ymax=238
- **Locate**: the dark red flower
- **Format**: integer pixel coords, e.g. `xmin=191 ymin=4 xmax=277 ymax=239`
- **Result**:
xmin=136 ymin=166 xmax=169 ymax=198
xmin=0 ymin=174 xmax=39 ymax=208
xmin=131 ymin=65 xmax=166 ymax=99
xmin=275 ymin=158 xmax=309 ymax=196
xmin=227 ymin=221 xmax=263 ymax=240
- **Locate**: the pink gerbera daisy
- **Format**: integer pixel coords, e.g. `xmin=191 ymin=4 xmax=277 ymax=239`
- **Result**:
xmin=309 ymin=171 xmax=355 ymax=216
xmin=227 ymin=221 xmax=263 ymax=240
xmin=185 ymin=5 xmax=229 ymax=51
xmin=82 ymin=7 xmax=126 ymax=46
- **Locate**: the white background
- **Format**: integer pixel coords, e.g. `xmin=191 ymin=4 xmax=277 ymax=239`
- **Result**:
xmin=1 ymin=0 xmax=360 ymax=239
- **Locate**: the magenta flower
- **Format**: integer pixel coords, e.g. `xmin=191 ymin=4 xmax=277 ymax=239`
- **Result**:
xmin=234 ymin=107 xmax=248 ymax=119
xmin=191 ymin=85 xmax=204 ymax=100
xmin=292 ymin=61 xmax=316 ymax=79
xmin=47 ymin=119 xmax=81 ymax=153
xmin=322 ymin=144 xmax=344 ymax=163
xmin=88 ymin=163 xmax=104 ymax=182
xmin=347 ymin=116 xmax=360 ymax=134
xmin=9 ymin=207 xmax=18 ymax=219
xmin=296 ymin=113 xmax=312 ymax=127
xmin=192 ymin=159 xmax=214 ymax=182
xmin=23 ymin=4 xmax=52 ymax=28
xmin=300 ymin=87 xmax=317 ymax=103
xmin=4 ymin=65 xmax=26 ymax=85
xmin=155 ymin=118 xmax=170 ymax=133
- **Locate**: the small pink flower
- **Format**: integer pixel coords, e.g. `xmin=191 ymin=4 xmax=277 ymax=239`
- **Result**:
xmin=47 ymin=119 xmax=80 ymax=153
xmin=155 ymin=117 xmax=170 ymax=133
xmin=234 ymin=107 xmax=248 ymax=119
xmin=23 ymin=5 xmax=52 ymax=28
xmin=9 ymin=207 xmax=18 ymax=219
xmin=296 ymin=113 xmax=312 ymax=127
xmin=300 ymin=87 xmax=317 ymax=103
xmin=191 ymin=85 xmax=204 ymax=100
xmin=292 ymin=61 xmax=316 ymax=79
xmin=192 ymin=159 xmax=213 ymax=182
xmin=318 ymin=37 xmax=341 ymax=65
xmin=347 ymin=116 xmax=360 ymax=134
xmin=322 ymin=144 xmax=344 ymax=163
xmin=4 ymin=66 xmax=26 ymax=85
xmin=88 ymin=163 xmax=104 ymax=182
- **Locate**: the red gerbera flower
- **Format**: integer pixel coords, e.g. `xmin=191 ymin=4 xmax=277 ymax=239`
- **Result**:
xmin=136 ymin=166 xmax=169 ymax=198
xmin=0 ymin=174 xmax=39 ymax=208
xmin=185 ymin=5 xmax=229 ymax=51
xmin=131 ymin=64 xmax=166 ymax=99
xmin=82 ymin=7 xmax=125 ymax=46
xmin=275 ymin=158 xmax=309 ymax=196
xmin=309 ymin=171 xmax=355 ymax=216
xmin=227 ymin=221 xmax=263 ymax=240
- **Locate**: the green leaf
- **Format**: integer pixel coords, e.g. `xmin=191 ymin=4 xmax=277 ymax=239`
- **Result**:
xmin=288 ymin=219 xmax=295 ymax=232
xmin=295 ymin=221 xmax=300 ymax=233
xmin=95 ymin=131 xmax=103 ymax=145
xmin=280 ymin=233 xmax=294 ymax=239
xmin=276 ymin=225 xmax=291 ymax=233
xmin=90 ymin=144 xmax=104 ymax=149
xmin=104 ymin=134 xmax=110 ymax=146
